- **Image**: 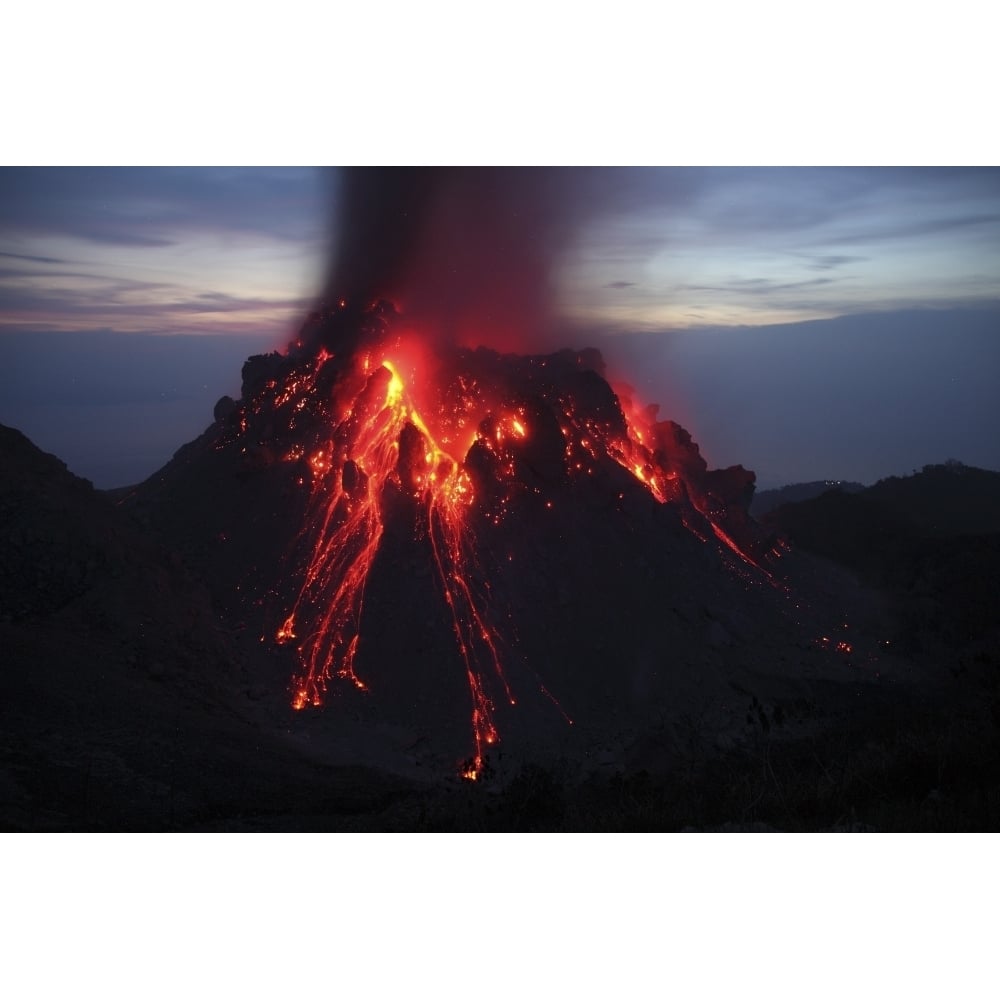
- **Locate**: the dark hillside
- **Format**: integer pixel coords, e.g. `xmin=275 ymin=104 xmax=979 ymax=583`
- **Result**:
xmin=866 ymin=461 xmax=1000 ymax=537
xmin=751 ymin=480 xmax=864 ymax=518
xmin=763 ymin=462 xmax=1000 ymax=661
xmin=4 ymin=419 xmax=998 ymax=829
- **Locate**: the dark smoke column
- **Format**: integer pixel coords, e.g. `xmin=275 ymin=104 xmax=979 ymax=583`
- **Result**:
xmin=325 ymin=168 xmax=442 ymax=311
xmin=295 ymin=167 xmax=440 ymax=357
xmin=311 ymin=166 xmax=583 ymax=357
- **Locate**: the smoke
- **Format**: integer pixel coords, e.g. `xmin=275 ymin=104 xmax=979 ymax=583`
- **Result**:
xmin=317 ymin=167 xmax=594 ymax=355
xmin=322 ymin=167 xmax=442 ymax=311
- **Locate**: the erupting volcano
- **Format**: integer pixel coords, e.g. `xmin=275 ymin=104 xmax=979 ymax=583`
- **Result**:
xmin=6 ymin=166 xmax=995 ymax=832
xmin=216 ymin=294 xmax=772 ymax=778
xmin=129 ymin=169 xmax=817 ymax=780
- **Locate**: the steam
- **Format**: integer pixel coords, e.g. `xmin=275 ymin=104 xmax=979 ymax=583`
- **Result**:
xmin=316 ymin=167 xmax=593 ymax=354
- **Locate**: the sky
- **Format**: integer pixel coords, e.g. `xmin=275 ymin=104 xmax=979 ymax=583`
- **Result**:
xmin=1 ymin=166 xmax=998 ymax=488
xmin=0 ymin=167 xmax=327 ymax=337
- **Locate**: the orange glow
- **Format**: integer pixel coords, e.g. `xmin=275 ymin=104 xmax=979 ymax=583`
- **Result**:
xmin=383 ymin=360 xmax=405 ymax=407
xmin=276 ymin=615 xmax=297 ymax=644
xmin=243 ymin=326 xmax=765 ymax=778
xmin=608 ymin=388 xmax=769 ymax=574
xmin=270 ymin=344 xmax=517 ymax=779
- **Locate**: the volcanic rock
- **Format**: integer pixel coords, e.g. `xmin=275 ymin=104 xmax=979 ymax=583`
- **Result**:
xmin=213 ymin=395 xmax=237 ymax=423
xmin=241 ymin=352 xmax=287 ymax=398
xmin=0 ymin=422 xmax=296 ymax=829
xmin=111 ymin=302 xmax=922 ymax=787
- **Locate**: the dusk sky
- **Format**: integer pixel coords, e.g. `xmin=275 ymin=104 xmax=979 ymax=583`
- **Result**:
xmin=1 ymin=166 xmax=998 ymax=488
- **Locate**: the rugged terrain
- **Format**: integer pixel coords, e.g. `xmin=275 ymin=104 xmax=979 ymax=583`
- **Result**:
xmin=3 ymin=355 xmax=998 ymax=831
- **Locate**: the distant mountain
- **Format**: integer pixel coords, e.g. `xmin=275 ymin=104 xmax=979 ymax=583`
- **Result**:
xmin=761 ymin=462 xmax=1000 ymax=657
xmin=864 ymin=461 xmax=1000 ymax=537
xmin=762 ymin=462 xmax=1000 ymax=548
xmin=751 ymin=480 xmax=865 ymax=517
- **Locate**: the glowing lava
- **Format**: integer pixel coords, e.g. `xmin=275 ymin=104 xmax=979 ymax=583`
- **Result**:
xmin=237 ymin=315 xmax=771 ymax=780
xmin=275 ymin=349 xmax=519 ymax=778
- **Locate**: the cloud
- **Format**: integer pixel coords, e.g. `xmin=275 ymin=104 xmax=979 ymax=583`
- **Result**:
xmin=0 ymin=250 xmax=71 ymax=265
xmin=590 ymin=168 xmax=1000 ymax=262
xmin=0 ymin=269 xmax=312 ymax=334
xmin=824 ymin=212 xmax=1000 ymax=247
xmin=3 ymin=167 xmax=999 ymax=344
xmin=681 ymin=277 xmax=837 ymax=296
xmin=0 ymin=168 xmax=328 ymax=339
xmin=0 ymin=167 xmax=326 ymax=249
xmin=803 ymin=254 xmax=868 ymax=271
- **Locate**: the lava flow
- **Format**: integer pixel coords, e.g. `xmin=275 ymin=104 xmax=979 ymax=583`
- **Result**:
xmin=269 ymin=344 xmax=518 ymax=776
xmin=229 ymin=300 xmax=772 ymax=779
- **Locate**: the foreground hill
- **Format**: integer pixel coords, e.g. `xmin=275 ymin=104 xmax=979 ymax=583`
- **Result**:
xmin=0 ymin=424 xmax=417 ymax=829
xmin=3 ymin=418 xmax=999 ymax=829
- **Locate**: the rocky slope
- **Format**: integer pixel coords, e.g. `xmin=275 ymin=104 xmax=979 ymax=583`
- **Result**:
xmin=3 ymin=360 xmax=992 ymax=829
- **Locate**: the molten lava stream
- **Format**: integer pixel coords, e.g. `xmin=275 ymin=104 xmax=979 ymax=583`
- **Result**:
xmin=281 ymin=368 xmax=406 ymax=707
xmin=278 ymin=356 xmax=515 ymax=779
xmin=558 ymin=385 xmax=770 ymax=578
xmin=424 ymin=473 xmax=514 ymax=779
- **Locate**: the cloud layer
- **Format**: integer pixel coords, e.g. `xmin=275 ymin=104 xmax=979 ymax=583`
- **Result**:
xmin=0 ymin=167 xmax=326 ymax=337
xmin=3 ymin=167 xmax=999 ymax=339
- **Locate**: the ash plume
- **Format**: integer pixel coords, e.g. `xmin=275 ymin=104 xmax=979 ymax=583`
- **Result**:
xmin=321 ymin=167 xmax=442 ymax=315
xmin=312 ymin=167 xmax=591 ymax=355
